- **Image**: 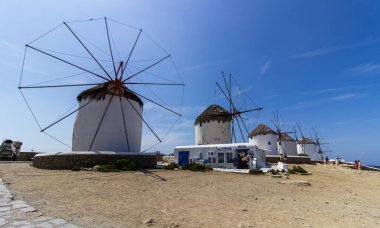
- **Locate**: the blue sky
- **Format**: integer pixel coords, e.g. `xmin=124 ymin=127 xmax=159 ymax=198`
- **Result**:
xmin=1 ymin=1 xmax=380 ymax=165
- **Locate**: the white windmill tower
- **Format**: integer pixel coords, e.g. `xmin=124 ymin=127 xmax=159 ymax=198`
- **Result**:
xmin=19 ymin=17 xmax=184 ymax=156
xmin=271 ymin=112 xmax=297 ymax=156
xmin=296 ymin=123 xmax=317 ymax=158
xmin=311 ymin=127 xmax=331 ymax=161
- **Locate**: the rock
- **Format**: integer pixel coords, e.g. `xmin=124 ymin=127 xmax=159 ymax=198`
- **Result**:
xmin=144 ymin=218 xmax=154 ymax=224
xmin=278 ymin=180 xmax=311 ymax=186
xmin=170 ymin=222 xmax=180 ymax=227
xmin=93 ymin=165 xmax=101 ymax=171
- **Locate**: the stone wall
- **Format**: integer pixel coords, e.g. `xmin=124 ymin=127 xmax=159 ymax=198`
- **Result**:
xmin=17 ymin=152 xmax=39 ymax=161
xmin=266 ymin=155 xmax=311 ymax=164
xmin=33 ymin=154 xmax=157 ymax=170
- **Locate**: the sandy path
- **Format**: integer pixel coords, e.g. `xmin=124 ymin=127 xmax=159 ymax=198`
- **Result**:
xmin=0 ymin=163 xmax=379 ymax=227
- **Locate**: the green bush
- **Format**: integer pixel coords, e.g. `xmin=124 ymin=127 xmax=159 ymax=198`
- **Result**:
xmin=97 ymin=159 xmax=137 ymax=172
xmin=298 ymin=153 xmax=308 ymax=157
xmin=181 ymin=163 xmax=212 ymax=172
xmin=289 ymin=165 xmax=308 ymax=174
xmin=249 ymin=169 xmax=264 ymax=175
xmin=97 ymin=164 xmax=119 ymax=172
xmin=164 ymin=162 xmax=180 ymax=170
xmin=270 ymin=169 xmax=280 ymax=175
xmin=115 ymin=159 xmax=137 ymax=171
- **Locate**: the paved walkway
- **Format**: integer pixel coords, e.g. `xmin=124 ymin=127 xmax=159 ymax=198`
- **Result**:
xmin=0 ymin=178 xmax=78 ymax=227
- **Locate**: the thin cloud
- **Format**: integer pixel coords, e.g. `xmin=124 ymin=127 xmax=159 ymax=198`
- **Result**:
xmin=290 ymin=39 xmax=380 ymax=59
xmin=287 ymin=93 xmax=363 ymax=110
xmin=333 ymin=93 xmax=357 ymax=101
xmin=0 ymin=40 xmax=23 ymax=54
xmin=349 ymin=63 xmax=380 ymax=75
xmin=302 ymin=85 xmax=372 ymax=95
xmin=260 ymin=60 xmax=271 ymax=75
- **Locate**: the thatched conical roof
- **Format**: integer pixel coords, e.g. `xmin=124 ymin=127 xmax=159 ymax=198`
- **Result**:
xmin=249 ymin=124 xmax=277 ymax=138
xmin=278 ymin=133 xmax=295 ymax=142
xmin=77 ymin=82 xmax=143 ymax=107
xmin=194 ymin=104 xmax=231 ymax=125
xmin=297 ymin=137 xmax=315 ymax=144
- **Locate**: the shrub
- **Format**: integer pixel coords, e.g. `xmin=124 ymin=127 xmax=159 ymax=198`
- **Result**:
xmin=164 ymin=162 xmax=180 ymax=170
xmin=289 ymin=165 xmax=308 ymax=174
xmin=249 ymin=169 xmax=264 ymax=175
xmin=270 ymin=169 xmax=280 ymax=175
xmin=181 ymin=163 xmax=212 ymax=172
xmin=115 ymin=159 xmax=137 ymax=171
xmin=298 ymin=153 xmax=308 ymax=157
xmin=97 ymin=164 xmax=119 ymax=172
xmin=71 ymin=165 xmax=81 ymax=171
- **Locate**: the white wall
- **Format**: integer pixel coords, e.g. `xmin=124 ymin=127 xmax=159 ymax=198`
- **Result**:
xmin=72 ymin=94 xmax=142 ymax=152
xmin=174 ymin=143 xmax=266 ymax=169
xmin=195 ymin=120 xmax=231 ymax=145
xmin=249 ymin=134 xmax=278 ymax=155
xmin=297 ymin=143 xmax=320 ymax=161
xmin=277 ymin=141 xmax=297 ymax=155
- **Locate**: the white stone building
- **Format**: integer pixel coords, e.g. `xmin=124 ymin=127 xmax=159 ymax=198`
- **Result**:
xmin=194 ymin=104 xmax=232 ymax=145
xmin=72 ymin=82 xmax=143 ymax=152
xmin=277 ymin=133 xmax=297 ymax=155
xmin=297 ymin=137 xmax=319 ymax=160
xmin=248 ymin=124 xmax=278 ymax=155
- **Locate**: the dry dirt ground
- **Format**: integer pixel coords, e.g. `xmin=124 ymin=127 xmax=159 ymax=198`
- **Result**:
xmin=0 ymin=163 xmax=379 ymax=228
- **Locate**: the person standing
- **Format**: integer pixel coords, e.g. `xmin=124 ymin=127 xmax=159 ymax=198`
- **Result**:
xmin=325 ymin=156 xmax=329 ymax=164
xmin=284 ymin=152 xmax=288 ymax=163
xmin=335 ymin=156 xmax=339 ymax=166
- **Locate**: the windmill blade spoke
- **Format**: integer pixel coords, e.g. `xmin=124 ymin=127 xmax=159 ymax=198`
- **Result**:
xmin=233 ymin=108 xmax=263 ymax=115
xmin=41 ymin=98 xmax=95 ymax=132
xmin=124 ymin=95 xmax=161 ymax=142
xmin=121 ymin=29 xmax=142 ymax=78
xmin=104 ymin=17 xmax=117 ymax=77
xmin=234 ymin=116 xmax=245 ymax=143
xmin=63 ymin=22 xmax=113 ymax=80
xmin=122 ymin=54 xmax=171 ymax=82
xmin=118 ymin=95 xmax=130 ymax=151
xmin=130 ymin=90 xmax=181 ymax=116
xmin=19 ymin=83 xmax=101 ymax=89
xmin=124 ymin=82 xmax=184 ymax=86
xmin=88 ymin=94 xmax=114 ymax=150
xmin=26 ymin=45 xmax=109 ymax=81
xmin=238 ymin=115 xmax=250 ymax=136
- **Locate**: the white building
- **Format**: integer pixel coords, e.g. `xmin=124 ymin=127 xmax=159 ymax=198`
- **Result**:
xmin=248 ymin=124 xmax=278 ymax=155
xmin=174 ymin=143 xmax=266 ymax=169
xmin=194 ymin=104 xmax=232 ymax=145
xmin=277 ymin=133 xmax=297 ymax=155
xmin=72 ymin=82 xmax=143 ymax=152
xmin=297 ymin=137 xmax=319 ymax=160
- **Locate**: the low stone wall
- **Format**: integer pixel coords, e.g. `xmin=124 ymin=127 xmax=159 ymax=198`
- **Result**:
xmin=33 ymin=154 xmax=157 ymax=170
xmin=266 ymin=155 xmax=311 ymax=164
xmin=18 ymin=152 xmax=40 ymax=161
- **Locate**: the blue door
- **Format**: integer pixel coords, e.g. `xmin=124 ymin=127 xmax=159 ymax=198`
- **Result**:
xmin=178 ymin=151 xmax=190 ymax=165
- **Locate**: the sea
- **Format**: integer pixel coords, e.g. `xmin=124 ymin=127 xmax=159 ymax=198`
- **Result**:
xmin=371 ymin=165 xmax=380 ymax=169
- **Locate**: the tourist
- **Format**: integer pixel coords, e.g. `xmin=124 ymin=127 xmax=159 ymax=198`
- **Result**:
xmin=284 ymin=152 xmax=288 ymax=163
xmin=335 ymin=156 xmax=339 ymax=166
xmin=354 ymin=160 xmax=358 ymax=170
xmin=358 ymin=160 xmax=361 ymax=170
xmin=325 ymin=156 xmax=329 ymax=164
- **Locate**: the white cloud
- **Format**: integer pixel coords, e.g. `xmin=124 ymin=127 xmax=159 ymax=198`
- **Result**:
xmin=333 ymin=93 xmax=357 ymax=101
xmin=349 ymin=63 xmax=380 ymax=75
xmin=290 ymin=39 xmax=380 ymax=59
xmin=260 ymin=60 xmax=271 ymax=75
xmin=0 ymin=40 xmax=23 ymax=54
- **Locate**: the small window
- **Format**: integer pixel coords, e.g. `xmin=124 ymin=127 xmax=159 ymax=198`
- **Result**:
xmin=226 ymin=153 xmax=233 ymax=163
xmin=268 ymin=141 xmax=271 ymax=145
xmin=213 ymin=157 xmax=216 ymax=163
xmin=208 ymin=157 xmax=212 ymax=163
xmin=218 ymin=153 xmax=224 ymax=163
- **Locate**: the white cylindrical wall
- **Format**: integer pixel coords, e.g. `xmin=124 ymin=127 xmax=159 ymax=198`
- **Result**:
xmin=195 ymin=120 xmax=231 ymax=145
xmin=297 ymin=143 xmax=319 ymax=160
xmin=277 ymin=141 xmax=297 ymax=155
xmin=72 ymin=94 xmax=143 ymax=152
xmin=249 ymin=134 xmax=278 ymax=155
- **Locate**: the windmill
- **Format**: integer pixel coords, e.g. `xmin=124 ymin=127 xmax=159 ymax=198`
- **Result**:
xmin=18 ymin=17 xmax=184 ymax=152
xmin=271 ymin=111 xmax=295 ymax=155
xmin=296 ymin=122 xmax=307 ymax=155
xmin=312 ymin=127 xmax=331 ymax=160
xmin=216 ymin=72 xmax=263 ymax=143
